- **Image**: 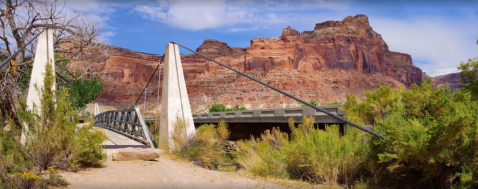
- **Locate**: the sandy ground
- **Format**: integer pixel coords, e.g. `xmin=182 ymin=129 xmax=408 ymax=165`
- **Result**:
xmin=59 ymin=150 xmax=309 ymax=189
xmin=84 ymin=103 xmax=118 ymax=115
xmin=59 ymin=125 xmax=311 ymax=189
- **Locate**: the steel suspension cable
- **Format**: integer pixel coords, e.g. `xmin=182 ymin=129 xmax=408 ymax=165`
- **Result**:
xmin=132 ymin=54 xmax=165 ymax=108
xmin=171 ymin=41 xmax=385 ymax=139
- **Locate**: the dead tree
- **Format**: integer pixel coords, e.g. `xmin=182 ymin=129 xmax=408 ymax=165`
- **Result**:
xmin=0 ymin=0 xmax=100 ymax=125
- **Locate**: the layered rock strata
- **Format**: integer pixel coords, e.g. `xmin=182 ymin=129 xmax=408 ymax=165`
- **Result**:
xmin=68 ymin=14 xmax=423 ymax=113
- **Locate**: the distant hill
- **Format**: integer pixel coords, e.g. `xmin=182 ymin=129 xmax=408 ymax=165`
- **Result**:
xmin=429 ymin=72 xmax=467 ymax=91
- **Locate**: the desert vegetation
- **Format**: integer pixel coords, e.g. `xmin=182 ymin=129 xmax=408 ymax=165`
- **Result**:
xmin=0 ymin=62 xmax=107 ymax=188
xmin=170 ymin=118 xmax=232 ymax=170
xmin=209 ymin=104 xmax=247 ymax=113
xmin=234 ymin=116 xmax=366 ymax=186
xmin=174 ymin=77 xmax=478 ymax=188
xmin=343 ymin=78 xmax=478 ymax=188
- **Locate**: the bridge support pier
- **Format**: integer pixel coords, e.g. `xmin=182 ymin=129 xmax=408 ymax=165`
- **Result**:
xmin=159 ymin=43 xmax=196 ymax=151
xmin=26 ymin=29 xmax=55 ymax=111
xmin=22 ymin=29 xmax=55 ymax=144
xmin=94 ymin=103 xmax=100 ymax=116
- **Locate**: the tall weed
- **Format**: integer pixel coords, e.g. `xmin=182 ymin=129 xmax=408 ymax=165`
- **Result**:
xmin=172 ymin=118 xmax=231 ymax=169
xmin=236 ymin=116 xmax=367 ymax=186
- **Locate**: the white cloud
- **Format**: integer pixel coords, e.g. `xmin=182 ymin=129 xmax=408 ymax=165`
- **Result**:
xmin=97 ymin=31 xmax=116 ymax=44
xmin=371 ymin=15 xmax=478 ymax=76
xmin=61 ymin=0 xmax=117 ymax=43
xmin=133 ymin=0 xmax=348 ymax=31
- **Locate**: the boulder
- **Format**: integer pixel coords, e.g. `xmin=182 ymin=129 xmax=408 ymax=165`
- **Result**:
xmin=112 ymin=147 xmax=160 ymax=161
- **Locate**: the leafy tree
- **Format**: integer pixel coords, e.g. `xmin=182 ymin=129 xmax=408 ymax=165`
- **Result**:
xmin=343 ymin=78 xmax=478 ymax=187
xmin=458 ymin=57 xmax=478 ymax=100
xmin=65 ymin=76 xmax=103 ymax=109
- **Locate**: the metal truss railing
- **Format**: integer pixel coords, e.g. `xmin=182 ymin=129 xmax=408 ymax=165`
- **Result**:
xmin=94 ymin=108 xmax=157 ymax=148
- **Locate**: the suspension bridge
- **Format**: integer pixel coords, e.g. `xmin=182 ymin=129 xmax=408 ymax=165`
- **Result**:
xmin=2 ymin=28 xmax=385 ymax=150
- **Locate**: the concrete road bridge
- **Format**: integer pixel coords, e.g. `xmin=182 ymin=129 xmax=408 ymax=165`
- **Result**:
xmin=144 ymin=105 xmax=346 ymax=140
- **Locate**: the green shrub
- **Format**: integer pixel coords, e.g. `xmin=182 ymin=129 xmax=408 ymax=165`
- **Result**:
xmin=326 ymin=102 xmax=342 ymax=105
xmin=209 ymin=104 xmax=227 ymax=112
xmin=235 ymin=116 xmax=368 ymax=186
xmin=0 ymin=61 xmax=106 ymax=188
xmin=300 ymin=100 xmax=319 ymax=107
xmin=231 ymin=105 xmax=247 ymax=111
xmin=209 ymin=104 xmax=247 ymax=112
xmin=458 ymin=57 xmax=478 ymax=100
xmin=172 ymin=118 xmax=231 ymax=169
xmin=343 ymin=78 xmax=478 ymax=187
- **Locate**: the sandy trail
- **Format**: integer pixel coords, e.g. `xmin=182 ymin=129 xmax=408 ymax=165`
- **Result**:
xmin=60 ymin=126 xmax=306 ymax=188
xmin=59 ymin=150 xmax=304 ymax=189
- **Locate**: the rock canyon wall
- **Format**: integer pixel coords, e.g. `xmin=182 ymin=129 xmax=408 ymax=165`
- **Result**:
xmin=69 ymin=14 xmax=423 ymax=113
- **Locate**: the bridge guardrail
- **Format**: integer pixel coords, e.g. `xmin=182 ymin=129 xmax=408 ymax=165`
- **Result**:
xmin=94 ymin=108 xmax=157 ymax=148
xmin=192 ymin=106 xmax=345 ymax=124
xmin=144 ymin=106 xmax=346 ymax=124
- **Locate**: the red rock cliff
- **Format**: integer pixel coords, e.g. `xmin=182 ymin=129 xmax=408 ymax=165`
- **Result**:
xmin=238 ymin=14 xmax=421 ymax=86
xmin=68 ymin=14 xmax=423 ymax=113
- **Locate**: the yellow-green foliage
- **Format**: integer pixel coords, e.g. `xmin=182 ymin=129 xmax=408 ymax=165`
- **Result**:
xmin=236 ymin=116 xmax=367 ymax=186
xmin=172 ymin=119 xmax=230 ymax=169
xmin=149 ymin=110 xmax=160 ymax=144
xmin=343 ymin=78 xmax=478 ymax=187
xmin=0 ymin=61 xmax=106 ymax=188
xmin=17 ymin=61 xmax=107 ymax=171
xmin=458 ymin=57 xmax=478 ymax=100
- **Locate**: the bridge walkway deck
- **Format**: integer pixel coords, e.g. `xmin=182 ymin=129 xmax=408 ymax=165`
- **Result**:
xmin=94 ymin=127 xmax=150 ymax=149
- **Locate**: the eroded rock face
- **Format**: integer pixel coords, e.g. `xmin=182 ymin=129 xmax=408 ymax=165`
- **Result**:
xmin=196 ymin=39 xmax=245 ymax=57
xmin=432 ymin=72 xmax=465 ymax=91
xmin=282 ymin=26 xmax=300 ymax=36
xmin=68 ymin=14 xmax=423 ymax=113
xmin=239 ymin=14 xmax=421 ymax=86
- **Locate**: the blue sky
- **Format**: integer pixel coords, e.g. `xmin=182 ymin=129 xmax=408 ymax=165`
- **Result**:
xmin=68 ymin=0 xmax=477 ymax=76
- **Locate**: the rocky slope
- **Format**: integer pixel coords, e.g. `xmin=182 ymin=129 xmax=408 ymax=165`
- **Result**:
xmin=431 ymin=72 xmax=465 ymax=91
xmin=68 ymin=14 xmax=423 ymax=113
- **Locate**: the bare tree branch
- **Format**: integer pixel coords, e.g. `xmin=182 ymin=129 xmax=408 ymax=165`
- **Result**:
xmin=0 ymin=0 xmax=101 ymax=125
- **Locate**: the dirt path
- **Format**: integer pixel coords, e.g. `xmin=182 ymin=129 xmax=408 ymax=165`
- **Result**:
xmin=59 ymin=149 xmax=311 ymax=189
xmin=61 ymin=123 xmax=314 ymax=188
